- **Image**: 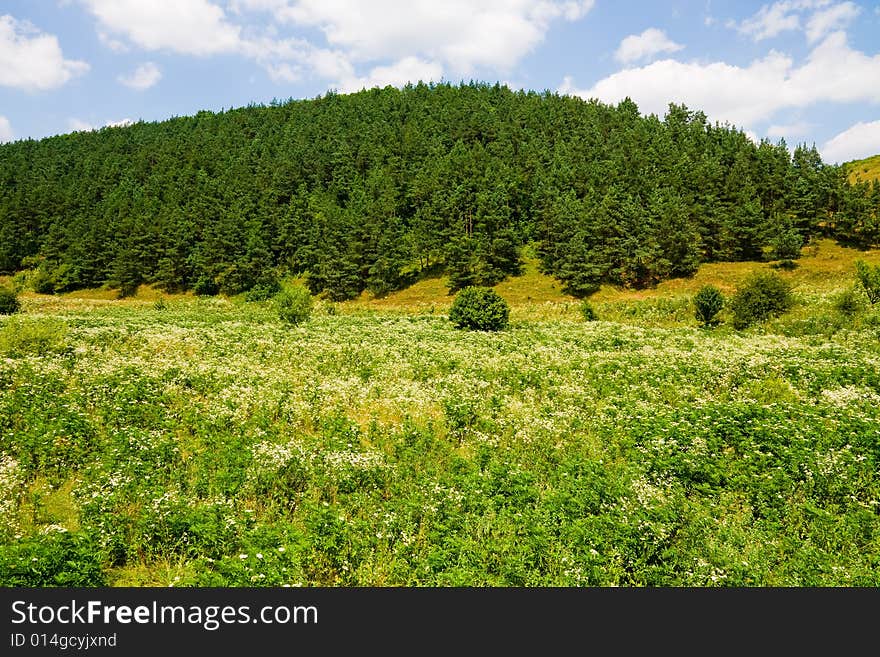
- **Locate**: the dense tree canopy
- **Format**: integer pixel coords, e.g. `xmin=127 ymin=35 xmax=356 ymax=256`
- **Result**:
xmin=1 ymin=82 xmax=875 ymax=298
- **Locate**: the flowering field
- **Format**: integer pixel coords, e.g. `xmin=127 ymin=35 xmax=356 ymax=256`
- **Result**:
xmin=2 ymin=291 xmax=879 ymax=586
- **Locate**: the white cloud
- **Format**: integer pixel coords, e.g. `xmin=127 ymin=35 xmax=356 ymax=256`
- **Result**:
xmin=240 ymin=36 xmax=352 ymax=82
xmin=67 ymin=118 xmax=95 ymax=132
xmin=83 ymin=1 xmax=596 ymax=91
xmin=67 ymin=117 xmax=134 ymax=133
xmin=0 ymin=115 xmax=13 ymax=142
xmin=805 ymin=1 xmax=860 ymax=42
xmin=729 ymin=1 xmax=861 ymax=43
xmin=97 ymin=31 xmax=129 ymax=53
xmin=104 ymin=118 xmax=134 ymax=128
xmin=81 ymin=0 xmax=241 ymax=56
xmin=732 ymin=1 xmax=806 ymax=41
xmin=0 ymin=14 xmax=89 ymax=90
xmin=561 ymin=31 xmax=880 ymax=130
xmin=821 ymin=120 xmax=880 ymax=163
xmin=766 ymin=120 xmax=814 ymax=137
xmin=614 ymin=28 xmax=683 ymax=65
xmin=118 ymin=62 xmax=162 ymax=89
xmin=243 ymin=0 xmax=594 ymax=75
xmin=337 ymin=56 xmax=442 ymax=93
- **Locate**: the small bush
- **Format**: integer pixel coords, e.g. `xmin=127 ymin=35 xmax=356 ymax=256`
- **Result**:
xmin=276 ymin=285 xmax=313 ymax=325
xmin=244 ymin=275 xmax=281 ymax=302
xmin=855 ymin=260 xmax=880 ymax=304
xmin=449 ymin=286 xmax=509 ymax=331
xmin=193 ymin=276 xmax=219 ymax=297
xmin=729 ymin=272 xmax=793 ymax=330
xmin=580 ymin=300 xmax=598 ymax=321
xmin=771 ymin=229 xmax=803 ymax=261
xmin=770 ymin=259 xmax=798 ymax=271
xmin=832 ymin=287 xmax=864 ymax=316
xmin=11 ymin=271 xmax=30 ymax=293
xmin=0 ymin=286 xmax=20 ymax=315
xmin=31 ymin=269 xmax=56 ymax=294
xmin=693 ymin=285 xmax=724 ymax=327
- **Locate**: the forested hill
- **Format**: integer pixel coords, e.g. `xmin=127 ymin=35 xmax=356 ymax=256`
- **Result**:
xmin=2 ymin=82 xmax=879 ymax=300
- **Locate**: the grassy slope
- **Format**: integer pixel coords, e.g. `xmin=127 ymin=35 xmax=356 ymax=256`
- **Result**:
xmin=341 ymin=238 xmax=880 ymax=317
xmin=6 ymin=237 xmax=873 ymax=321
xmin=846 ymin=154 xmax=880 ymax=184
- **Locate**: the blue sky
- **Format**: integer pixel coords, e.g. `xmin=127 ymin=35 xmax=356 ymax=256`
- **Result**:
xmin=1 ymin=1 xmax=879 ymax=163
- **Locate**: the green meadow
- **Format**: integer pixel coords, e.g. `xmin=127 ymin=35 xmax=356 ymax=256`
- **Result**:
xmin=2 ymin=239 xmax=880 ymax=586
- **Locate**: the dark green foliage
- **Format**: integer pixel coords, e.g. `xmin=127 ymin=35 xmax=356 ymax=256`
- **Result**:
xmin=771 ymin=228 xmax=803 ymax=261
xmin=729 ymin=272 xmax=793 ymax=329
xmin=276 ymin=284 xmax=313 ymax=325
xmin=693 ymin=285 xmax=724 ymax=327
xmin=244 ymin=274 xmax=281 ymax=302
xmin=31 ymin=268 xmax=55 ymax=294
xmin=0 ymin=85 xmax=859 ymax=298
xmin=445 ymin=236 xmax=480 ymax=292
xmin=0 ymin=286 xmax=20 ymax=315
xmin=448 ymin=286 xmax=509 ymax=331
xmin=854 ymin=260 xmax=880 ymax=304
xmin=193 ymin=276 xmax=219 ymax=297
xmin=580 ymin=300 xmax=598 ymax=321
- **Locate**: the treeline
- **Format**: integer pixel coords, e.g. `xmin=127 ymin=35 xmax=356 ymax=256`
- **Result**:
xmin=1 ymin=82 xmax=879 ymax=299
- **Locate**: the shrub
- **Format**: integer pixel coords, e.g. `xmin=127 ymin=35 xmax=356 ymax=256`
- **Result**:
xmin=244 ymin=274 xmax=281 ymax=302
xmin=0 ymin=286 xmax=20 ymax=315
xmin=729 ymin=272 xmax=793 ymax=330
xmin=832 ymin=287 xmax=864 ymax=316
xmin=693 ymin=285 xmax=724 ymax=327
xmin=770 ymin=259 xmax=798 ymax=271
xmin=193 ymin=276 xmax=219 ymax=297
xmin=31 ymin=268 xmax=56 ymax=294
xmin=448 ymin=286 xmax=509 ymax=331
xmin=771 ymin=229 xmax=803 ymax=261
xmin=855 ymin=260 xmax=880 ymax=304
xmin=580 ymin=300 xmax=598 ymax=321
xmin=276 ymin=284 xmax=313 ymax=325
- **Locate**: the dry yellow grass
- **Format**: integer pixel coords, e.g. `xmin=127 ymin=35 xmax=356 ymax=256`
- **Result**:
xmin=848 ymin=154 xmax=880 ymax=184
xmin=593 ymin=239 xmax=880 ymax=302
xmin=345 ymin=254 xmax=574 ymax=315
xmin=58 ymin=284 xmax=191 ymax=302
xmin=7 ymin=238 xmax=879 ymax=316
xmin=342 ymin=238 xmax=880 ymax=315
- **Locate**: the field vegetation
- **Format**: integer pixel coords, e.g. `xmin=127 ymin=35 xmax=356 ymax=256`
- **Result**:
xmin=2 ymin=238 xmax=879 ymax=586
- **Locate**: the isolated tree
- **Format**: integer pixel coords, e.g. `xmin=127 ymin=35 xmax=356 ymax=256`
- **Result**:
xmin=276 ymin=284 xmax=313 ymax=325
xmin=730 ymin=272 xmax=793 ymax=329
xmin=448 ymin=286 xmax=509 ymax=331
xmin=693 ymin=285 xmax=724 ymax=327
xmin=855 ymin=260 xmax=880 ymax=304
xmin=0 ymin=285 xmax=20 ymax=314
